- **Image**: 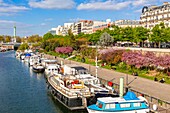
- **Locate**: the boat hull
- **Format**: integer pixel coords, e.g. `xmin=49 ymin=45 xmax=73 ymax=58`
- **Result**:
xmin=87 ymin=108 xmax=150 ymax=113
xmin=47 ymin=83 xmax=90 ymax=111
xmin=32 ymin=67 xmax=45 ymax=73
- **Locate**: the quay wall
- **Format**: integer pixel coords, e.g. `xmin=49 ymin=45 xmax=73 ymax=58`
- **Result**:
xmin=112 ymin=47 xmax=170 ymax=56
xmin=42 ymin=54 xmax=170 ymax=113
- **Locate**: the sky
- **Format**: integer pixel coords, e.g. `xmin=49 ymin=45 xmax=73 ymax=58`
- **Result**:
xmin=0 ymin=0 xmax=168 ymax=37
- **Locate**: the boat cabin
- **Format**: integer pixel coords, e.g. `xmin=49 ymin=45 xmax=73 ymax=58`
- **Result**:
xmin=87 ymin=91 xmax=150 ymax=113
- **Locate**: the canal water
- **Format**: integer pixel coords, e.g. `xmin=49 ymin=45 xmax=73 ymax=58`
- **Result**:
xmin=0 ymin=51 xmax=87 ymax=113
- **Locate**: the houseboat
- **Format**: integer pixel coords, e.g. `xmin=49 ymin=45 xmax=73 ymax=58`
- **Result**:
xmin=32 ymin=63 xmax=45 ymax=73
xmin=47 ymin=74 xmax=92 ymax=110
xmin=87 ymin=91 xmax=150 ymax=113
xmin=62 ymin=64 xmax=117 ymax=97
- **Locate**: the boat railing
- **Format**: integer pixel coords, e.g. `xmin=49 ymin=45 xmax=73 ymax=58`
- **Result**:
xmin=50 ymin=79 xmax=91 ymax=97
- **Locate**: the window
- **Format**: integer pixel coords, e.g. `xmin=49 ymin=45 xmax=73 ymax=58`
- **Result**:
xmin=105 ymin=104 xmax=116 ymax=109
xmin=96 ymin=102 xmax=103 ymax=109
xmin=133 ymin=103 xmax=141 ymax=107
xmin=120 ymin=103 xmax=131 ymax=108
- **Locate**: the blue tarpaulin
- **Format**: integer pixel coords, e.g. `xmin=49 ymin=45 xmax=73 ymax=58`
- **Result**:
xmin=25 ymin=53 xmax=31 ymax=56
xmin=123 ymin=91 xmax=139 ymax=100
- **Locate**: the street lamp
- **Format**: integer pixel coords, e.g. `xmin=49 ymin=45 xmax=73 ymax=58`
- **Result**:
xmin=95 ymin=45 xmax=98 ymax=79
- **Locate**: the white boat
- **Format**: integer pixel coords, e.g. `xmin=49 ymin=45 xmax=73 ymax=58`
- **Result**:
xmin=32 ymin=63 xmax=45 ymax=73
xmin=29 ymin=55 xmax=41 ymax=66
xmin=87 ymin=91 xmax=150 ymax=113
xmin=15 ymin=50 xmax=22 ymax=58
xmin=41 ymin=59 xmax=58 ymax=68
xmin=20 ymin=53 xmax=25 ymax=60
xmin=45 ymin=64 xmax=60 ymax=76
xmin=47 ymin=74 xmax=92 ymax=110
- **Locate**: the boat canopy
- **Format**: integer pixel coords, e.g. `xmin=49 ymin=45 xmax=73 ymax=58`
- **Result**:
xmin=123 ymin=91 xmax=139 ymax=100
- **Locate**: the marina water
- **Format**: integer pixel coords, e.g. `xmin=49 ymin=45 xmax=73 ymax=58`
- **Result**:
xmin=0 ymin=51 xmax=86 ymax=113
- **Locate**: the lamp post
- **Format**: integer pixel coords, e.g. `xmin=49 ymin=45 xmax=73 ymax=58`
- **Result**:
xmin=95 ymin=45 xmax=98 ymax=79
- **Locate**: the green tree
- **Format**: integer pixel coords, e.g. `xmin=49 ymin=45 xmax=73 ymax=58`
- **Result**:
xmin=109 ymin=26 xmax=122 ymax=42
xmin=88 ymin=30 xmax=101 ymax=45
xmin=122 ymin=27 xmax=134 ymax=42
xmin=16 ymin=36 xmax=21 ymax=43
xmin=150 ymin=23 xmax=166 ymax=48
xmin=98 ymin=32 xmax=114 ymax=46
xmin=5 ymin=36 xmax=11 ymax=43
xmin=18 ymin=43 xmax=29 ymax=50
xmin=0 ymin=35 xmax=4 ymax=42
xmin=133 ymin=27 xmax=149 ymax=47
xmin=43 ymin=32 xmax=54 ymax=41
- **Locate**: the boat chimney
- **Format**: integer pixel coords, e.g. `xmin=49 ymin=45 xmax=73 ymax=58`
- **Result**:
xmin=119 ymin=77 xmax=124 ymax=98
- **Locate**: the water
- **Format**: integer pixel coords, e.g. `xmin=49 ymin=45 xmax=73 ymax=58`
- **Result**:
xmin=0 ymin=51 xmax=87 ymax=113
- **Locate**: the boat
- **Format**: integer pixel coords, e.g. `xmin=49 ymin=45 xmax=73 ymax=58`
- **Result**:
xmin=24 ymin=53 xmax=31 ymax=63
xmin=32 ymin=63 xmax=45 ymax=73
xmin=20 ymin=53 xmax=25 ymax=60
xmin=29 ymin=55 xmax=41 ymax=66
xmin=45 ymin=64 xmax=60 ymax=78
xmin=62 ymin=64 xmax=117 ymax=97
xmin=47 ymin=74 xmax=92 ymax=111
xmin=87 ymin=91 xmax=150 ymax=113
xmin=41 ymin=59 xmax=58 ymax=68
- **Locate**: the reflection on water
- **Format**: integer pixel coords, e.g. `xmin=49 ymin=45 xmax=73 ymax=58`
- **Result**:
xmin=0 ymin=51 xmax=87 ymax=113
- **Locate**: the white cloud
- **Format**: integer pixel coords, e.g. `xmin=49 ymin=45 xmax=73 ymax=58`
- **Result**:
xmin=45 ymin=18 xmax=53 ymax=21
xmin=76 ymin=0 xmax=164 ymax=10
xmin=40 ymin=23 xmax=46 ymax=26
xmin=77 ymin=0 xmax=131 ymax=10
xmin=29 ymin=0 xmax=75 ymax=9
xmin=0 ymin=5 xmax=29 ymax=13
xmin=0 ymin=0 xmax=29 ymax=14
xmin=134 ymin=9 xmax=142 ymax=13
xmin=132 ymin=0 xmax=148 ymax=7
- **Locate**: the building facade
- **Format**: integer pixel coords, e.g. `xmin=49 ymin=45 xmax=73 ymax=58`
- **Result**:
xmin=114 ymin=20 xmax=141 ymax=28
xmin=48 ymin=20 xmax=112 ymax=36
xmin=72 ymin=20 xmax=111 ymax=35
xmin=140 ymin=2 xmax=170 ymax=29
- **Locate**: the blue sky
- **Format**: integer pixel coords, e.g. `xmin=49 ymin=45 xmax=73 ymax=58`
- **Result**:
xmin=0 ymin=0 xmax=168 ymax=37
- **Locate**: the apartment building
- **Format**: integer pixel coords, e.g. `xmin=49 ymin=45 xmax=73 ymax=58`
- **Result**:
xmin=49 ymin=20 xmax=111 ymax=36
xmin=71 ymin=20 xmax=111 ymax=35
xmin=140 ymin=2 xmax=170 ymax=29
xmin=71 ymin=20 xmax=94 ymax=35
xmin=49 ymin=23 xmax=73 ymax=36
xmin=114 ymin=20 xmax=141 ymax=28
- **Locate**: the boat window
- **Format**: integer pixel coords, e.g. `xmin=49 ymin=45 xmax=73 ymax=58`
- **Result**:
xmin=96 ymin=102 xmax=103 ymax=109
xmin=48 ymin=69 xmax=50 ymax=71
xmin=99 ymin=103 xmax=103 ymax=108
xmin=105 ymin=104 xmax=115 ymax=109
xmin=133 ymin=103 xmax=141 ymax=107
xmin=110 ymin=104 xmax=116 ymax=108
xmin=120 ymin=103 xmax=131 ymax=108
